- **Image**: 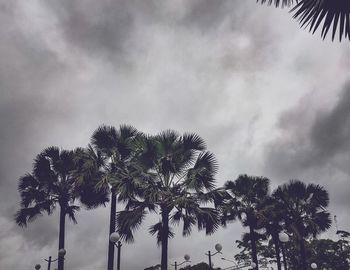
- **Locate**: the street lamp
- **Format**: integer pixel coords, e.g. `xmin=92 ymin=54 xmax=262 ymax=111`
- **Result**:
xmin=205 ymin=244 xmax=222 ymax=270
xmin=110 ymin=232 xmax=122 ymax=270
xmin=171 ymin=254 xmax=191 ymax=270
xmin=311 ymin=263 xmax=317 ymax=269
xmin=279 ymin=232 xmax=289 ymax=270
xmin=35 ymin=249 xmax=66 ymax=270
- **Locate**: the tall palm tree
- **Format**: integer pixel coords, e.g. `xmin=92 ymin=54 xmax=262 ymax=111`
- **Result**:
xmin=116 ymin=130 xmax=223 ymax=270
xmin=257 ymin=0 xmax=350 ymax=41
xmin=273 ymin=180 xmax=332 ymax=270
xmin=257 ymin=197 xmax=285 ymax=270
xmin=15 ymin=147 xmax=108 ymax=270
xmin=75 ymin=125 xmax=140 ymax=270
xmin=223 ymin=175 xmax=270 ymax=270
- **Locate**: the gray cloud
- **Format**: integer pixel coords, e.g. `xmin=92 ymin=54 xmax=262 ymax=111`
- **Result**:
xmin=265 ymin=82 xmax=350 ymax=178
xmin=311 ymin=83 xmax=350 ymax=163
xmin=1 ymin=0 xmax=350 ymax=269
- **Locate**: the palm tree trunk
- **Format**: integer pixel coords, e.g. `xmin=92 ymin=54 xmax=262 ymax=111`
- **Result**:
xmin=58 ymin=206 xmax=66 ymax=270
xmin=107 ymin=188 xmax=117 ymax=270
xmin=299 ymin=238 xmax=307 ymax=270
xmin=272 ymin=233 xmax=282 ymax=270
xmin=249 ymin=225 xmax=259 ymax=270
xmin=161 ymin=207 xmax=169 ymax=270
xmin=281 ymin=243 xmax=288 ymax=270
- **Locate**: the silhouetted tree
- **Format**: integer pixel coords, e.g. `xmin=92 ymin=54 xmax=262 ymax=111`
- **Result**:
xmin=75 ymin=125 xmax=140 ymax=270
xmin=117 ymin=130 xmax=224 ymax=270
xmin=15 ymin=147 xmax=108 ymax=270
xmin=309 ymin=238 xmax=350 ymax=269
xmin=223 ymin=175 xmax=270 ymax=270
xmin=257 ymin=197 xmax=286 ymax=270
xmin=273 ymin=180 xmax=332 ymax=270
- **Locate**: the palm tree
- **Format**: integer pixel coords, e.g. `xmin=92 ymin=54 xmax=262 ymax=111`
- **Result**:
xmin=273 ymin=180 xmax=332 ymax=270
xmin=257 ymin=197 xmax=285 ymax=270
xmin=116 ymin=130 xmax=223 ymax=270
xmin=15 ymin=147 xmax=108 ymax=270
xmin=223 ymin=175 xmax=270 ymax=270
xmin=75 ymin=125 xmax=140 ymax=270
xmin=257 ymin=0 xmax=350 ymax=41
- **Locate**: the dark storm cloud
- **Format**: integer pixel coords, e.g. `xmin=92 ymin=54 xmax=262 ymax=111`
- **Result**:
xmin=311 ymin=83 xmax=350 ymax=162
xmin=0 ymin=0 xmax=83 ymax=252
xmin=41 ymin=0 xmax=277 ymax=73
xmin=265 ymin=82 xmax=350 ymax=178
xmin=43 ymin=0 xmax=139 ymax=63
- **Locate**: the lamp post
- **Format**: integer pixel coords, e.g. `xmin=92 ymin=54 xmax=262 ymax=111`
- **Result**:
xmin=110 ymin=232 xmax=122 ymax=270
xmin=278 ymin=232 xmax=289 ymax=270
xmin=35 ymin=249 xmax=66 ymax=270
xmin=171 ymin=254 xmax=191 ymax=270
xmin=205 ymin=244 xmax=222 ymax=270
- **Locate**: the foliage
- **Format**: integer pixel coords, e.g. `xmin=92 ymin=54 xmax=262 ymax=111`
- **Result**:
xmin=258 ymin=0 xmax=350 ymax=41
xmin=309 ymin=236 xmax=350 ymax=270
xmin=223 ymin=175 xmax=270 ymax=268
xmin=180 ymin=262 xmax=221 ymax=270
xmin=15 ymin=146 xmax=108 ymax=226
xmin=273 ymin=180 xmax=332 ymax=240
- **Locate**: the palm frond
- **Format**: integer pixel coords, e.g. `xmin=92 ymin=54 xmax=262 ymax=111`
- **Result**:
xmin=15 ymin=206 xmax=45 ymax=227
xmin=181 ymin=133 xmax=206 ymax=151
xmin=65 ymin=205 xmax=80 ymax=224
xmin=116 ymin=207 xmax=147 ymax=243
xmin=185 ymin=151 xmax=218 ymax=191
xmin=195 ymin=207 xmax=220 ymax=235
xmin=309 ymin=211 xmax=332 ymax=235
xmin=257 ymin=0 xmax=295 ymax=8
xmin=91 ymin=125 xmax=118 ymax=155
xmin=77 ymin=181 xmax=109 ymax=209
xmin=33 ymin=153 xmax=52 ymax=180
xmin=18 ymin=174 xmax=38 ymax=193
xmin=307 ymin=184 xmax=329 ymax=208
xmin=149 ymin=221 xmax=175 ymax=245
xmin=154 ymin=130 xmax=180 ymax=156
xmin=119 ymin=124 xmax=138 ymax=141
xmin=292 ymin=0 xmax=350 ymax=41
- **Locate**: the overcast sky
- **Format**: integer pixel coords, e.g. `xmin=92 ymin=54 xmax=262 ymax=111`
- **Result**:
xmin=1 ymin=0 xmax=350 ymax=269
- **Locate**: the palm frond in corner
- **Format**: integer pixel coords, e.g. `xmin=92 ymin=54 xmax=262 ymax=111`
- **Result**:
xmin=292 ymin=0 xmax=350 ymax=41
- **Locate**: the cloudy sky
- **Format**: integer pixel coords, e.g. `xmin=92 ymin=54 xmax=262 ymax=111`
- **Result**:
xmin=1 ymin=0 xmax=350 ymax=269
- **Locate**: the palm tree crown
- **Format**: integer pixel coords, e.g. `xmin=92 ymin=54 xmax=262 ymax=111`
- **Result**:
xmin=223 ymin=175 xmax=271 ymax=270
xmin=117 ymin=130 xmax=223 ymax=270
xmin=272 ymin=180 xmax=332 ymax=270
xmin=15 ymin=146 xmax=108 ymax=270
xmin=75 ymin=124 xmax=140 ymax=270
xmin=15 ymin=146 xmax=107 ymax=226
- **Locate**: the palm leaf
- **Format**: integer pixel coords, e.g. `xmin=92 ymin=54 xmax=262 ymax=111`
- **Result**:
xmin=195 ymin=207 xmax=220 ymax=235
xmin=65 ymin=205 xmax=80 ymax=224
xmin=185 ymin=151 xmax=218 ymax=191
xmin=91 ymin=125 xmax=118 ymax=155
xmin=181 ymin=133 xmax=206 ymax=151
xmin=292 ymin=0 xmax=350 ymax=41
xmin=116 ymin=207 xmax=147 ymax=243
xmin=257 ymin=0 xmax=295 ymax=8
xmin=149 ymin=221 xmax=175 ymax=245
